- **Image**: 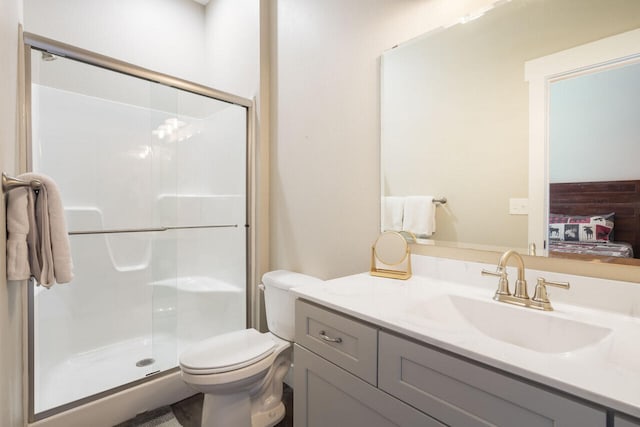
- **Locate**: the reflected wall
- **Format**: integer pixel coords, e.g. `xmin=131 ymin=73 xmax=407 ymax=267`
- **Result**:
xmin=381 ymin=0 xmax=640 ymax=252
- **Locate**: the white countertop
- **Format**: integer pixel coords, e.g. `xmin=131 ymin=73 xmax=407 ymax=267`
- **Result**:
xmin=292 ymin=271 xmax=640 ymax=418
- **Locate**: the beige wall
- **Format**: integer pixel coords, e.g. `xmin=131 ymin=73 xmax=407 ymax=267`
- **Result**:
xmin=270 ymin=0 xmax=496 ymax=279
xmin=269 ymin=0 xmax=640 ymax=285
xmin=0 ymin=0 xmax=25 ymax=425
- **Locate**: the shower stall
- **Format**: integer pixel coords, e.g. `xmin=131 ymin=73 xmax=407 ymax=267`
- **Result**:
xmin=25 ymin=34 xmax=254 ymax=422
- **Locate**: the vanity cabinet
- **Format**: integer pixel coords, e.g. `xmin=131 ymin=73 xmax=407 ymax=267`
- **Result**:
xmin=294 ymin=298 xmax=610 ymax=427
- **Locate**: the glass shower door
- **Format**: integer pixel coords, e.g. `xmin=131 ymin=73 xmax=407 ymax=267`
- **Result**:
xmin=28 ymin=45 xmax=247 ymax=419
xmin=146 ymin=79 xmax=248 ymax=371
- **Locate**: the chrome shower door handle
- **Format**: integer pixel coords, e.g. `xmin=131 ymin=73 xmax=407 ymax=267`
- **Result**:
xmin=319 ymin=330 xmax=342 ymax=343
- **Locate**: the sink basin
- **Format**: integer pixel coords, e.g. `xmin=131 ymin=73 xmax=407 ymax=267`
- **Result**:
xmin=408 ymin=294 xmax=612 ymax=354
xmin=605 ymin=325 xmax=640 ymax=374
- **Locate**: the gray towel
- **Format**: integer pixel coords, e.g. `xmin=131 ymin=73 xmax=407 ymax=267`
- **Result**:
xmin=6 ymin=187 xmax=32 ymax=280
xmin=10 ymin=173 xmax=74 ymax=287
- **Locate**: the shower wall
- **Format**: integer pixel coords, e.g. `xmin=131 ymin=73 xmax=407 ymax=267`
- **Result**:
xmin=30 ymin=51 xmax=248 ymax=415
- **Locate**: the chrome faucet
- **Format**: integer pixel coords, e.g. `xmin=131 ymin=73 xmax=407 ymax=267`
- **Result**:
xmin=481 ymin=249 xmax=569 ymax=311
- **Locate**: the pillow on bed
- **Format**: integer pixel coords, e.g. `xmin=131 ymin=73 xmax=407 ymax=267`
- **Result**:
xmin=548 ymin=213 xmax=614 ymax=242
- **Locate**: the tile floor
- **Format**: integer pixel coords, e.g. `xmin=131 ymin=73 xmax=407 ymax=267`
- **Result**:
xmin=118 ymin=384 xmax=293 ymax=427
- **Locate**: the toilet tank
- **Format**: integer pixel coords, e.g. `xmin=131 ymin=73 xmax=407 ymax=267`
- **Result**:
xmin=262 ymin=270 xmax=323 ymax=341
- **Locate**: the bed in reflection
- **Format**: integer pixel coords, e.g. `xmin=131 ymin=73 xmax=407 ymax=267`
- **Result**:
xmin=548 ymin=180 xmax=640 ymax=265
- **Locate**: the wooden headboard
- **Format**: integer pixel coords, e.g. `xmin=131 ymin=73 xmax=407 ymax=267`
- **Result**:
xmin=549 ymin=180 xmax=640 ymax=259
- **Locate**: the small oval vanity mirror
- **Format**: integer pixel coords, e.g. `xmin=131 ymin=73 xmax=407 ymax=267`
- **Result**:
xmin=371 ymin=231 xmax=412 ymax=280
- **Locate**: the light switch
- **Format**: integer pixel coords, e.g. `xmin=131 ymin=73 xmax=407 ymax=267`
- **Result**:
xmin=509 ymin=198 xmax=528 ymax=215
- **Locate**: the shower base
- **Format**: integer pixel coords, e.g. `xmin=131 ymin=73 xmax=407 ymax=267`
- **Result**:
xmin=35 ymin=334 xmax=188 ymax=415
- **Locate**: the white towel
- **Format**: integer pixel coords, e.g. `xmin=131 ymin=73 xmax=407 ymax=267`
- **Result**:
xmin=381 ymin=197 xmax=405 ymax=231
xmin=402 ymin=196 xmax=436 ymax=237
xmin=19 ymin=173 xmax=74 ymax=287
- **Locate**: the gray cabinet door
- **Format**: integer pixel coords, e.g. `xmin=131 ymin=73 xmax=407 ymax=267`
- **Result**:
xmin=294 ymin=344 xmax=445 ymax=427
xmin=379 ymin=331 xmax=606 ymax=427
xmin=617 ymin=414 xmax=640 ymax=426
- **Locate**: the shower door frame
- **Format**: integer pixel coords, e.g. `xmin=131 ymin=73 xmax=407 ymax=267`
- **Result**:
xmin=22 ymin=32 xmax=257 ymax=422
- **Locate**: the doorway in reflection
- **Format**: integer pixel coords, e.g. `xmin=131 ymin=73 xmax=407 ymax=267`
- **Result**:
xmin=546 ymin=60 xmax=640 ymax=264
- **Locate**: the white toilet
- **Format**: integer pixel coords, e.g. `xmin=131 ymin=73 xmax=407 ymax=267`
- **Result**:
xmin=179 ymin=270 xmax=323 ymax=427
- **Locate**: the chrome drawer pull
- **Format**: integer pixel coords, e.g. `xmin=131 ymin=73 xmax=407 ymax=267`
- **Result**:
xmin=319 ymin=330 xmax=342 ymax=343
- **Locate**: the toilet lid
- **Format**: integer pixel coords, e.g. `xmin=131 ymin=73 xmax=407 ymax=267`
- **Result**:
xmin=179 ymin=329 xmax=275 ymax=374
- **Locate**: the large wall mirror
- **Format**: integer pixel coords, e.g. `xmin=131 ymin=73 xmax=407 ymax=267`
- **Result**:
xmin=381 ymin=0 xmax=640 ymax=267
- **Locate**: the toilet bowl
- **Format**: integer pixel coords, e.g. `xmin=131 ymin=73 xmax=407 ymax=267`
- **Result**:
xmin=179 ymin=270 xmax=323 ymax=427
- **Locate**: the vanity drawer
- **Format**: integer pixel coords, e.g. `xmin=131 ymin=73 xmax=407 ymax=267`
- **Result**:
xmin=295 ymin=299 xmax=378 ymax=385
xmin=378 ymin=331 xmax=605 ymax=427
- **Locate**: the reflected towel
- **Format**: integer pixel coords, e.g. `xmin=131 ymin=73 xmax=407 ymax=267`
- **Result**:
xmin=381 ymin=197 xmax=405 ymax=231
xmin=20 ymin=173 xmax=74 ymax=287
xmin=402 ymin=196 xmax=436 ymax=236
xmin=6 ymin=187 xmax=33 ymax=280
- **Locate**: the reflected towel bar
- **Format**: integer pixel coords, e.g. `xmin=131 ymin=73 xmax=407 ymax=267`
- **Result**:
xmin=434 ymin=197 xmax=447 ymax=204
xmin=2 ymin=172 xmax=42 ymax=193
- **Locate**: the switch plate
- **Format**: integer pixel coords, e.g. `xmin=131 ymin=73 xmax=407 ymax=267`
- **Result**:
xmin=509 ymin=198 xmax=528 ymax=215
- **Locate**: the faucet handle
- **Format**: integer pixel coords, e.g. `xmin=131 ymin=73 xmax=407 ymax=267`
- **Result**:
xmin=481 ymin=268 xmax=503 ymax=278
xmin=531 ymin=277 xmax=570 ymax=310
xmin=481 ymin=267 xmax=510 ymax=296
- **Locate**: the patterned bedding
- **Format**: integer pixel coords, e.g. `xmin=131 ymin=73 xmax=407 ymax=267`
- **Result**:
xmin=549 ymin=240 xmax=634 ymax=258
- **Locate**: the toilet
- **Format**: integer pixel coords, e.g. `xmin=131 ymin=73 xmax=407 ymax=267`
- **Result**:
xmin=179 ymin=270 xmax=323 ymax=427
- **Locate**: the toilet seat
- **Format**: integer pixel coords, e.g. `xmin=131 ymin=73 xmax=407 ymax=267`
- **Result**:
xmin=180 ymin=329 xmax=276 ymax=375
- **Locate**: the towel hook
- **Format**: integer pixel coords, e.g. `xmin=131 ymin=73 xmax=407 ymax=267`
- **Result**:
xmin=2 ymin=172 xmax=42 ymax=193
